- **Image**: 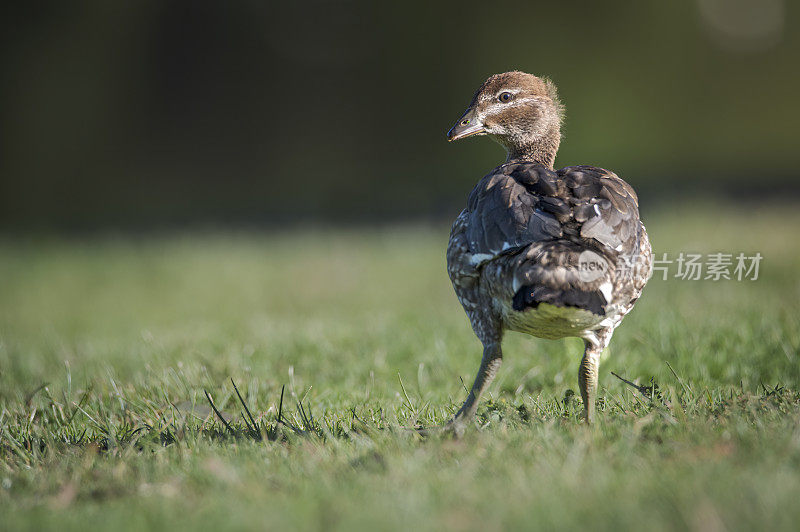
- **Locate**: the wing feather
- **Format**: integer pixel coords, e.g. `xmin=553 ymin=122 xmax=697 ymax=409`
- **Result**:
xmin=461 ymin=162 xmax=641 ymax=259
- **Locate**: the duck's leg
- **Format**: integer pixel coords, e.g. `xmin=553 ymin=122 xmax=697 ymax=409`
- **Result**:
xmin=579 ymin=328 xmax=613 ymax=423
xmin=448 ymin=342 xmax=503 ymax=434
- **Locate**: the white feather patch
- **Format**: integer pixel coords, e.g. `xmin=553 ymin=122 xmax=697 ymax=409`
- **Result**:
xmin=599 ymin=282 xmax=613 ymax=303
xmin=470 ymin=253 xmax=495 ymax=266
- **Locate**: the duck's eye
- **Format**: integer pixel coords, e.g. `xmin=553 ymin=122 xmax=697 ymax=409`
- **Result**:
xmin=498 ymin=92 xmax=514 ymax=103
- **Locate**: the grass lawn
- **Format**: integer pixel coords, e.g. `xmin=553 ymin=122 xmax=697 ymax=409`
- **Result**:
xmin=1 ymin=203 xmax=799 ymax=531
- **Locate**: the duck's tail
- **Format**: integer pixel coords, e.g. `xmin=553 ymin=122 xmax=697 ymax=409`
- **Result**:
xmin=511 ymin=284 xmax=608 ymax=315
xmin=489 ymin=240 xmax=616 ymax=317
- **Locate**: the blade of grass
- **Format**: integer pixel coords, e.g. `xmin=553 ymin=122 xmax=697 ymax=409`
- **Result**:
xmin=203 ymin=390 xmax=235 ymax=435
xmin=231 ymin=378 xmax=258 ymax=436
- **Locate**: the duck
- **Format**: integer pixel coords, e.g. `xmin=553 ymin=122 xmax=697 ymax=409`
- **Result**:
xmin=445 ymin=71 xmax=653 ymax=430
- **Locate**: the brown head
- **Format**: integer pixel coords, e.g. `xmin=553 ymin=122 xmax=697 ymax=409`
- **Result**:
xmin=447 ymin=71 xmax=563 ymax=168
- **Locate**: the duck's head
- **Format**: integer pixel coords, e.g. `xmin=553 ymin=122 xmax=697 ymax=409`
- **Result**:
xmin=447 ymin=71 xmax=563 ymax=166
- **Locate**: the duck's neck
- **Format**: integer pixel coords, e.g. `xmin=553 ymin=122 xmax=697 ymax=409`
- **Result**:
xmin=504 ymin=123 xmax=561 ymax=169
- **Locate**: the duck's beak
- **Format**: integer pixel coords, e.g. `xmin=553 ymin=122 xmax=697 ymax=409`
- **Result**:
xmin=447 ymin=108 xmax=486 ymax=141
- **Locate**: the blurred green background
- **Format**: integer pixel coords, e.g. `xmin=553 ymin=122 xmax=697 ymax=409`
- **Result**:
xmin=1 ymin=0 xmax=798 ymax=231
xmin=2 ymin=4 xmax=800 ymax=528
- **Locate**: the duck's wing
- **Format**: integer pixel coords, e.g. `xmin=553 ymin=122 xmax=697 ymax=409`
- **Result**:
xmin=453 ymin=162 xmax=649 ymax=312
xmin=558 ymin=165 xmax=643 ymax=259
xmin=464 ymin=163 xmax=643 ymax=260
xmin=464 ymin=163 xmax=566 ymax=259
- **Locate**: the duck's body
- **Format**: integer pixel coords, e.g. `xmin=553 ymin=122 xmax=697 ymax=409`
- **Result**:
xmin=445 ymin=72 xmax=652 ymax=429
xmin=448 ymin=162 xmax=651 ymax=342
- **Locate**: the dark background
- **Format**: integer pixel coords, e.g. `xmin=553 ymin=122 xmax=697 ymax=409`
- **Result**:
xmin=2 ymin=0 xmax=798 ymax=232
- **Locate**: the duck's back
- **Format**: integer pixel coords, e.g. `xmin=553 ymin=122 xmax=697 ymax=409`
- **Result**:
xmin=447 ymin=161 xmax=652 ymax=339
xmin=463 ymin=163 xmax=640 ymax=258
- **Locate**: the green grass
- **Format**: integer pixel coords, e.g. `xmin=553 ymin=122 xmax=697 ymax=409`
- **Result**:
xmin=1 ymin=204 xmax=800 ymax=531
